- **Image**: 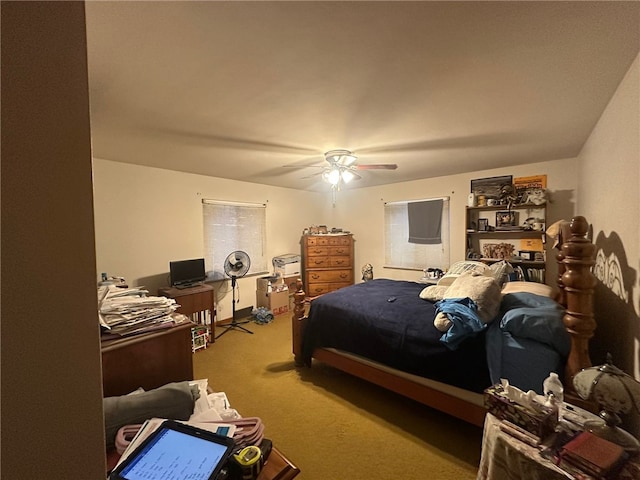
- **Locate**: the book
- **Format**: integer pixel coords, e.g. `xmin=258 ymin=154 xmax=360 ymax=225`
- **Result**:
xmin=559 ymin=431 xmax=628 ymax=477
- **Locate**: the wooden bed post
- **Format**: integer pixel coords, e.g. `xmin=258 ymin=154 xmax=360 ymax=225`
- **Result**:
xmin=291 ymin=278 xmax=307 ymax=366
xmin=560 ymin=216 xmax=597 ymax=399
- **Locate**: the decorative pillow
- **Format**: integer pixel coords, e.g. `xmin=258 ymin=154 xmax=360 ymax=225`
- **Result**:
xmin=442 ymin=271 xmax=502 ymax=323
xmin=487 ymin=260 xmax=513 ymax=287
xmin=437 ymin=261 xmax=491 ymax=287
xmin=419 ymin=285 xmax=448 ymax=301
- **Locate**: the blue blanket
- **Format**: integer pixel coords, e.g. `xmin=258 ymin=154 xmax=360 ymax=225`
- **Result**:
xmin=301 ymin=279 xmax=490 ymax=393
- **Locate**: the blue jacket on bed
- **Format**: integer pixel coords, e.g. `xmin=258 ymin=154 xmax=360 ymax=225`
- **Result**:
xmin=435 ymin=297 xmax=486 ymax=350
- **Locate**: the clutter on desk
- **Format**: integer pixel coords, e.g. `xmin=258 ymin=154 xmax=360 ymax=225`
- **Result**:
xmin=98 ymin=284 xmax=181 ymax=338
xmin=99 ymin=273 xmax=128 ymax=288
xmin=111 ymin=379 xmax=267 ymax=477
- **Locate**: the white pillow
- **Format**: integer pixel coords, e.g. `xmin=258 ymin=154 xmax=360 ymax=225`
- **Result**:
xmin=443 ymin=271 xmax=502 ymax=323
xmin=437 ymin=261 xmax=491 ymax=287
xmin=419 ymin=285 xmax=449 ymax=301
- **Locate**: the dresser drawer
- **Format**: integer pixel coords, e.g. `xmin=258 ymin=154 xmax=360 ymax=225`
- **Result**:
xmin=306 ymin=236 xmax=330 ymax=247
xmin=307 ymin=246 xmax=330 ymax=256
xmin=306 ymin=281 xmax=352 ymax=296
xmin=328 ymin=256 xmax=351 ymax=267
xmin=306 ymin=283 xmax=331 ymax=296
xmin=328 ymin=246 xmax=350 ymax=256
xmin=307 ymin=269 xmax=353 ymax=284
xmin=306 ymin=256 xmax=330 ymax=268
xmin=328 ymin=236 xmax=351 ymax=246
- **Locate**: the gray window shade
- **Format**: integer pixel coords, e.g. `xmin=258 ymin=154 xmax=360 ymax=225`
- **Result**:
xmin=202 ymin=200 xmax=267 ymax=280
xmin=384 ymin=197 xmax=450 ymax=270
xmin=408 ymin=199 xmax=443 ymax=244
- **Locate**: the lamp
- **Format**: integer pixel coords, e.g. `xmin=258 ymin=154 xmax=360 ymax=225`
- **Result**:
xmin=323 ymin=168 xmax=341 ymax=185
xmin=573 ymin=354 xmax=640 ymax=452
xmin=340 ymin=168 xmax=356 ymax=184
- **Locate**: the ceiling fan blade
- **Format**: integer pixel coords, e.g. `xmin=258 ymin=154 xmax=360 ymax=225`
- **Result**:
xmin=301 ymin=171 xmax=324 ymax=179
xmin=354 ymin=164 xmax=398 ymax=170
xmin=282 ymin=164 xmax=323 ymax=168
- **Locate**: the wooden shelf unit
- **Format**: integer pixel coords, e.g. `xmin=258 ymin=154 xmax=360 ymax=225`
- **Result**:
xmin=158 ymin=283 xmax=216 ymax=343
xmin=466 ymin=202 xmax=548 ymax=283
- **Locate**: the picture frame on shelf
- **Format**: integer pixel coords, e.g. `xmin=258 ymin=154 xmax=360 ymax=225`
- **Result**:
xmin=470 ymin=175 xmax=513 ymax=198
xmin=496 ymin=211 xmax=517 ymax=227
xmin=478 ymin=218 xmax=489 ymax=231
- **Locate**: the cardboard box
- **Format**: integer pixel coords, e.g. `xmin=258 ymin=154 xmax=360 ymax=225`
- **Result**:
xmin=256 ymin=275 xmax=279 ymax=292
xmin=256 ymin=289 xmax=289 ymax=315
xmin=484 ymin=384 xmax=557 ymax=439
xmin=282 ymin=274 xmax=302 ymax=293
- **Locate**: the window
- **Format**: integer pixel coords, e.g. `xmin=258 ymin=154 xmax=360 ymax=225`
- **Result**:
xmin=384 ymin=197 xmax=450 ymax=270
xmin=202 ymin=200 xmax=267 ymax=280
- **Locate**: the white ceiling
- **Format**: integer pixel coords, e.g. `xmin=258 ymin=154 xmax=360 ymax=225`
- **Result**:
xmin=85 ymin=1 xmax=640 ymax=192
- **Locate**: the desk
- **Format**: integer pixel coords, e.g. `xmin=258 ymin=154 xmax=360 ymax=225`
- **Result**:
xmin=258 ymin=447 xmax=300 ymax=480
xmin=478 ymin=413 xmax=639 ymax=480
xmin=159 ymin=284 xmax=216 ymax=342
xmin=101 ymin=322 xmax=194 ymax=397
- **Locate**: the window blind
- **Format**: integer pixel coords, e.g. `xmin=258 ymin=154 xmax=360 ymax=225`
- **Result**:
xmin=202 ymin=200 xmax=267 ymax=280
xmin=384 ymin=197 xmax=450 ymax=270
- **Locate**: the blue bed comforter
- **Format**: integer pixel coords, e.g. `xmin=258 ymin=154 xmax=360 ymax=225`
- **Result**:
xmin=301 ymin=279 xmax=491 ymax=393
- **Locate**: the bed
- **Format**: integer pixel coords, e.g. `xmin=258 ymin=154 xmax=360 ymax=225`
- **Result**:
xmin=291 ymin=216 xmax=597 ymax=427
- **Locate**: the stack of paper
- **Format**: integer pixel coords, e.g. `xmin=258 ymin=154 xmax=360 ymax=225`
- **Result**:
xmin=99 ymin=285 xmax=179 ymax=337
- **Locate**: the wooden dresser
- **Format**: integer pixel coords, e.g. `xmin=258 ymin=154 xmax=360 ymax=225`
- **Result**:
xmin=302 ymin=233 xmax=354 ymax=297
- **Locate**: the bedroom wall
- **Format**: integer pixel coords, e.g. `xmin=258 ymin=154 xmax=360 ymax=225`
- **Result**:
xmin=576 ymin=52 xmax=639 ymax=433
xmin=2 ymin=2 xmax=106 ymax=477
xmin=92 ymin=159 xmax=325 ymax=317
xmin=329 ymin=159 xmax=578 ymax=285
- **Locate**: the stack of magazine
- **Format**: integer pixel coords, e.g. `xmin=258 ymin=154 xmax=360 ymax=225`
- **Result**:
xmin=98 ymin=285 xmax=180 ymax=338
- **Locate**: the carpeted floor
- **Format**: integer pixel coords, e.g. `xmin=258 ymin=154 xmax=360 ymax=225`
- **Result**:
xmin=193 ymin=312 xmax=483 ymax=480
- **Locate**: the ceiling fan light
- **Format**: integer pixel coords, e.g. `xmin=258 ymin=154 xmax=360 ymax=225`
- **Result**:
xmin=341 ymin=169 xmax=356 ymax=183
xmin=326 ymin=168 xmax=341 ymax=185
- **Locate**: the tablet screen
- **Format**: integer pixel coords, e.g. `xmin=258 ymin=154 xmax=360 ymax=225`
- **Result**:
xmin=111 ymin=421 xmax=234 ymax=480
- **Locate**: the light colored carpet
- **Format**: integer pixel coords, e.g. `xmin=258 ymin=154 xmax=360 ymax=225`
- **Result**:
xmin=193 ymin=313 xmax=483 ymax=480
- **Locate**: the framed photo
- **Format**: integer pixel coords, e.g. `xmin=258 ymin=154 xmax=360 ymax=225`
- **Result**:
xmin=496 ymin=211 xmax=516 ymax=227
xmin=470 ymin=175 xmax=513 ymax=198
xmin=477 ymin=218 xmax=489 ymax=231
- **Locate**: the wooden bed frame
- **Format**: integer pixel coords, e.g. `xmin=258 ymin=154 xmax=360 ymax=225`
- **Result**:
xmin=291 ymin=216 xmax=597 ymax=427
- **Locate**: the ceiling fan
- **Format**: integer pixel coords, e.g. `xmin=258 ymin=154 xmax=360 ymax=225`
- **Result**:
xmin=296 ymin=149 xmax=398 ymax=188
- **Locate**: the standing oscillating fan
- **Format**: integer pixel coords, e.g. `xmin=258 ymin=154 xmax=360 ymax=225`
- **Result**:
xmin=216 ymin=251 xmax=253 ymax=339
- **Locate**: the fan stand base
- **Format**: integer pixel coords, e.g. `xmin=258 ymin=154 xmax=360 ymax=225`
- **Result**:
xmin=215 ymin=319 xmax=253 ymax=339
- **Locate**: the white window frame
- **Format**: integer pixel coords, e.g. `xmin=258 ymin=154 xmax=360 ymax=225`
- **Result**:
xmin=384 ymin=197 xmax=450 ymax=270
xmin=202 ymin=199 xmax=268 ymax=280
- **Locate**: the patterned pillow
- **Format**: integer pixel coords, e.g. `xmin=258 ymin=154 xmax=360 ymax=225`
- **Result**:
xmin=437 ymin=261 xmax=491 ymax=287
